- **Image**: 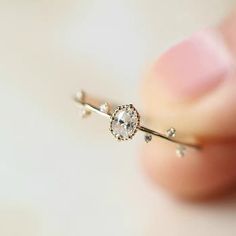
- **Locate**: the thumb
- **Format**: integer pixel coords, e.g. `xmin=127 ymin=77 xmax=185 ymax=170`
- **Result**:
xmin=140 ymin=10 xmax=236 ymax=200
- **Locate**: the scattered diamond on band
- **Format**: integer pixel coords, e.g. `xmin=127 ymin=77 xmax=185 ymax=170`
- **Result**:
xmin=74 ymin=90 xmax=201 ymax=157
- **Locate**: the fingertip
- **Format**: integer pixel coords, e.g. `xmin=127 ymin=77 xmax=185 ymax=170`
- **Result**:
xmin=140 ymin=140 xmax=236 ymax=200
xmin=139 ymin=19 xmax=236 ymax=201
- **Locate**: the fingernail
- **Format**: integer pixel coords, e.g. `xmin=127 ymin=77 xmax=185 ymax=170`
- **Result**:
xmin=154 ymin=29 xmax=233 ymax=99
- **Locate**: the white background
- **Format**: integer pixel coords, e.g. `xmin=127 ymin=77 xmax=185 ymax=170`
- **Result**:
xmin=0 ymin=0 xmax=236 ymax=235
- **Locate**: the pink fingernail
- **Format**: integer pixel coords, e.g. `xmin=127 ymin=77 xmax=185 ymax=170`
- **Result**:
xmin=154 ymin=29 xmax=233 ymax=99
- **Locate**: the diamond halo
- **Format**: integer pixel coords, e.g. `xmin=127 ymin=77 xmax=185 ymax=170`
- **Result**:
xmin=110 ymin=104 xmax=140 ymax=141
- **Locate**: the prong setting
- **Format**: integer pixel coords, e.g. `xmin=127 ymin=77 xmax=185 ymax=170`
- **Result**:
xmin=166 ymin=127 xmax=176 ymax=138
xmin=176 ymin=145 xmax=186 ymax=158
xmin=81 ymin=108 xmax=91 ymax=118
xmin=75 ymin=90 xmax=85 ymax=103
xmin=144 ymin=133 xmax=152 ymax=143
xmin=99 ymin=102 xmax=110 ymax=114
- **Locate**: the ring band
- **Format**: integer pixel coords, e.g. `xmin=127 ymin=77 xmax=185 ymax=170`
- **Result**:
xmin=74 ymin=90 xmax=201 ymax=157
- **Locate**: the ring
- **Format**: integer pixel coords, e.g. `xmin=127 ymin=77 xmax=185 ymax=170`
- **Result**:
xmin=74 ymin=90 xmax=201 ymax=157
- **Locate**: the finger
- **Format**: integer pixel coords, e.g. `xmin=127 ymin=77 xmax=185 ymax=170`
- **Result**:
xmin=141 ymin=139 xmax=236 ymax=200
xmin=140 ymin=11 xmax=236 ymax=199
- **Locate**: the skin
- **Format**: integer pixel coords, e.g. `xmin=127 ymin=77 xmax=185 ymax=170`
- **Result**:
xmin=140 ymin=9 xmax=236 ymax=200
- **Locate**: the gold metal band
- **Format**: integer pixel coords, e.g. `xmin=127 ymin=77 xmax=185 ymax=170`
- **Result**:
xmin=74 ymin=90 xmax=201 ymax=157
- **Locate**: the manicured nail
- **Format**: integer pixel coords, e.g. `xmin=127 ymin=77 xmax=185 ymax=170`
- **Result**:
xmin=154 ymin=29 xmax=233 ymax=99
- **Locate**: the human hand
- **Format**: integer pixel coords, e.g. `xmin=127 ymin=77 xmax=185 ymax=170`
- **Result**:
xmin=141 ymin=8 xmax=236 ymax=200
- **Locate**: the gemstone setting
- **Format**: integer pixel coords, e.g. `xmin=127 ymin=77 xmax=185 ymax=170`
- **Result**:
xmin=99 ymin=102 xmax=109 ymax=114
xmin=144 ymin=133 xmax=152 ymax=143
xmin=110 ymin=104 xmax=140 ymax=141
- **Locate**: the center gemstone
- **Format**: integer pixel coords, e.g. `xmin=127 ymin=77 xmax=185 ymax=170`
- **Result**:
xmin=110 ymin=104 xmax=140 ymax=141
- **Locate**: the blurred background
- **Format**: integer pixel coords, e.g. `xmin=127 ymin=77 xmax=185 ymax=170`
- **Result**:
xmin=0 ymin=0 xmax=236 ymax=235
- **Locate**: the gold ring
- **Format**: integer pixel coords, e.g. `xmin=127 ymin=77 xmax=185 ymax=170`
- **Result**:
xmin=74 ymin=90 xmax=201 ymax=157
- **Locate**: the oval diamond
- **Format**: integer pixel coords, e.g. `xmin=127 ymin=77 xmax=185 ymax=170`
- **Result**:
xmin=110 ymin=104 xmax=140 ymax=141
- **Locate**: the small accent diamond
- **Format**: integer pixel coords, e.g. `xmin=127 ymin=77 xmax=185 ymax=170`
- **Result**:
xmin=81 ymin=108 xmax=91 ymax=118
xmin=166 ymin=127 xmax=176 ymax=138
xmin=99 ymin=103 xmax=109 ymax=114
xmin=144 ymin=133 xmax=152 ymax=143
xmin=75 ymin=90 xmax=84 ymax=103
xmin=176 ymin=145 xmax=186 ymax=158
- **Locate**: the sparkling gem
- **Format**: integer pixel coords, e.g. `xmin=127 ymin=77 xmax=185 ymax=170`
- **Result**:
xmin=99 ymin=103 xmax=109 ymax=113
xmin=166 ymin=127 xmax=176 ymax=138
xmin=144 ymin=133 xmax=152 ymax=143
xmin=176 ymin=145 xmax=186 ymax=158
xmin=75 ymin=90 xmax=84 ymax=102
xmin=81 ymin=108 xmax=91 ymax=118
xmin=110 ymin=105 xmax=139 ymax=140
